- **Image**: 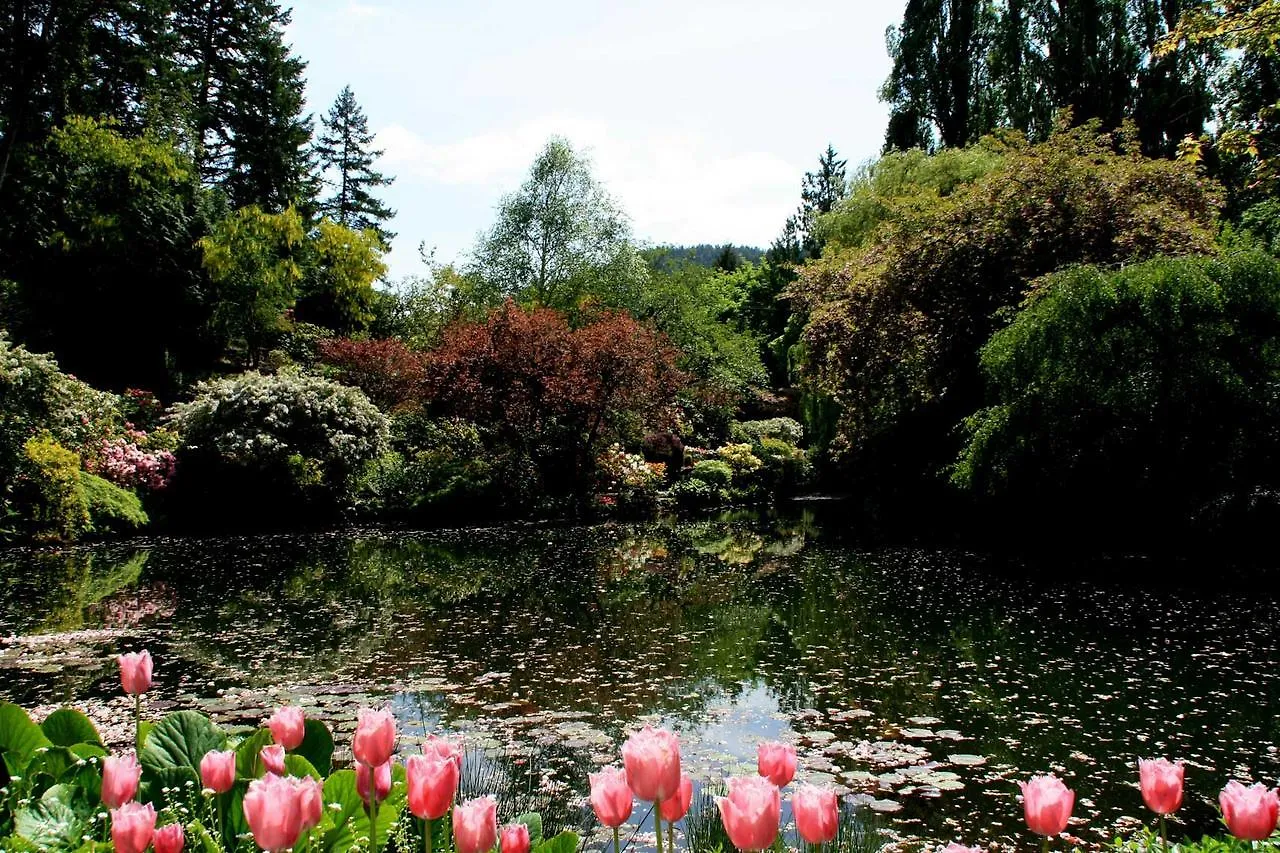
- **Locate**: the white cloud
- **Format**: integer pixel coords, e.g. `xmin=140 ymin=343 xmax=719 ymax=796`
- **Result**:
xmin=379 ymin=117 xmax=801 ymax=250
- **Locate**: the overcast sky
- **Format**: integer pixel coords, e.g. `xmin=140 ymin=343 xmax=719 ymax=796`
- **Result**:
xmin=286 ymin=1 xmax=901 ymax=279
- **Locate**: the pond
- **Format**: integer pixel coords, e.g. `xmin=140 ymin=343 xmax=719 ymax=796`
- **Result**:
xmin=2 ymin=508 xmax=1278 ymax=850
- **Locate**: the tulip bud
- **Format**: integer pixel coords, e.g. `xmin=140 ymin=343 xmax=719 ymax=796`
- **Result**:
xmin=453 ymin=796 xmax=498 ymax=853
xmin=660 ymin=775 xmax=693 ymax=822
xmin=154 ymin=823 xmax=185 ymax=853
xmin=502 ymin=823 xmax=531 ymax=853
xmin=792 ymin=784 xmax=838 ymax=845
xmin=101 ymin=753 xmax=141 ymax=809
xmin=717 ymin=775 xmax=780 ymax=852
xmin=118 ymin=650 xmax=153 ymax=696
xmin=621 ymin=726 xmax=681 ymax=802
xmin=757 ymin=741 xmax=797 ymax=788
xmin=590 ymin=766 xmax=634 ymax=828
xmin=407 ymin=753 xmax=460 ymax=821
xmin=1019 ymin=775 xmax=1074 ymax=837
xmin=1139 ymin=759 xmax=1184 ymax=816
xmin=353 ymin=708 xmax=396 ymax=767
xmin=260 ymin=744 xmax=286 ymax=776
xmin=267 ymin=706 xmax=306 ymax=751
xmin=357 ymin=760 xmax=393 ymax=806
xmin=243 ymin=773 xmax=305 ymax=853
xmin=200 ymin=749 xmax=236 ymax=794
xmin=111 ymin=802 xmax=157 ymax=853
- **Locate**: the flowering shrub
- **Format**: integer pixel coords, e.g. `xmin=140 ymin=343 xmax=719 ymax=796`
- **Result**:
xmin=598 ymin=445 xmax=665 ymax=491
xmin=716 ymin=443 xmax=763 ymax=477
xmin=88 ymin=429 xmax=176 ymax=492
xmin=730 ymin=418 xmax=805 ymax=446
xmin=170 ymin=372 xmax=389 ymax=516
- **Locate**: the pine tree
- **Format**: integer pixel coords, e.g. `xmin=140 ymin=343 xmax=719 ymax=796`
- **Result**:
xmin=798 ymin=145 xmax=848 ymax=258
xmin=315 ymin=85 xmax=395 ymax=246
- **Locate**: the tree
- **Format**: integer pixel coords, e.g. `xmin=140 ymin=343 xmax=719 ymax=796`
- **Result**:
xmin=472 ymin=137 xmax=638 ymax=311
xmin=422 ymin=301 xmax=685 ymax=494
xmin=315 ymin=85 xmax=395 ymax=246
xmin=792 ymin=122 xmax=1222 ymax=479
xmin=954 ymin=251 xmax=1280 ymax=539
xmin=882 ymin=0 xmax=1001 ymax=151
xmin=294 ymin=218 xmax=387 ymax=334
xmin=798 ymin=145 xmax=848 ymax=256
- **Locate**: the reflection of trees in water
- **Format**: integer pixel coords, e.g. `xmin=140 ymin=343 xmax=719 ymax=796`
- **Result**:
xmin=0 ymin=548 xmax=151 ymax=633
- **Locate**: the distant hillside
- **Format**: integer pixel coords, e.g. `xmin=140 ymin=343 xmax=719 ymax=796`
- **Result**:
xmin=647 ymin=243 xmax=765 ymax=270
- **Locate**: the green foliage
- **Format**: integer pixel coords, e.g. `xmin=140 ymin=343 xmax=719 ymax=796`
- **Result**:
xmin=20 ymin=437 xmax=89 ymax=542
xmin=690 ymin=459 xmax=734 ymax=488
xmin=955 ymin=251 xmax=1280 ymax=533
xmin=80 ymin=472 xmax=148 ymax=535
xmin=316 ymin=85 xmax=396 ymax=247
xmin=668 ymin=477 xmax=723 ymax=509
xmin=730 ymin=418 xmax=804 ymax=446
xmin=296 ymin=218 xmax=387 ymax=334
xmin=795 ymin=123 xmax=1222 ymax=471
xmin=171 ymin=372 xmax=389 ymax=518
xmin=715 ymin=443 xmax=763 ymax=478
xmin=140 ymin=711 xmax=229 ymax=797
xmin=356 ymin=415 xmax=498 ymax=519
xmin=754 ymin=437 xmax=813 ymax=494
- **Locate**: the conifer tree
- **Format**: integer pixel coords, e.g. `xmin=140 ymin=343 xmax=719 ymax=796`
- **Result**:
xmin=315 ymin=85 xmax=396 ymax=246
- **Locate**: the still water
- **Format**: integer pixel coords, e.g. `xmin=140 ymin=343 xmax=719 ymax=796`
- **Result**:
xmin=1 ymin=509 xmax=1278 ymax=848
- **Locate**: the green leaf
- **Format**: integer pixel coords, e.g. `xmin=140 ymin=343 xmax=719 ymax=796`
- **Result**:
xmin=39 ymin=709 xmax=102 ymax=749
xmin=0 ymin=702 xmax=52 ymax=776
xmin=316 ymin=764 xmax=407 ymax=853
xmin=188 ymin=819 xmax=222 ymax=853
xmin=13 ymin=784 xmax=88 ymax=852
xmin=140 ymin=711 xmax=227 ymax=796
xmin=296 ymin=718 xmax=334 ymax=776
xmin=514 ymin=812 xmax=543 ymax=847
xmin=235 ymin=728 xmax=274 ymax=779
xmin=285 ymin=753 xmax=321 ymax=780
xmin=533 ymin=830 xmax=579 ymax=853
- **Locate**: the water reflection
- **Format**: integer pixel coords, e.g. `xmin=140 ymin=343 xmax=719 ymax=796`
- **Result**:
xmin=1 ymin=511 xmax=1278 ymax=848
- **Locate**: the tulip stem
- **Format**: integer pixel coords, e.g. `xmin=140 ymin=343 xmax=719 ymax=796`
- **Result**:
xmin=667 ymin=818 xmax=674 ymax=852
xmin=1041 ymin=837 xmax=1049 ymax=853
xmin=370 ymin=783 xmax=380 ymax=853
xmin=425 ymin=816 xmax=433 ymax=853
xmin=613 ymin=827 xmax=621 ymax=853
xmin=654 ymin=806 xmax=663 ymax=853
xmin=1160 ymin=816 xmax=1167 ymax=853
xmin=133 ymin=693 xmax=141 ymax=753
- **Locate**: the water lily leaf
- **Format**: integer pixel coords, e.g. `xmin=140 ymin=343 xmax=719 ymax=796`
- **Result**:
xmin=947 ymin=754 xmax=987 ymax=766
xmin=141 ymin=711 xmax=228 ymax=795
xmin=0 ymin=702 xmax=52 ymax=776
xmin=39 ymin=708 xmax=102 ymax=748
xmin=514 ymin=812 xmax=543 ymax=846
xmin=296 ymin=719 xmax=334 ymax=776
xmin=285 ymin=753 xmax=321 ymax=780
xmin=13 ymin=784 xmax=88 ymax=852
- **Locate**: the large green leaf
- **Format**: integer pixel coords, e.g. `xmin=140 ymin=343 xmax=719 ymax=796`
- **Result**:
xmin=235 ymin=727 xmax=274 ymax=779
xmin=285 ymin=753 xmax=320 ymax=780
xmin=514 ymin=812 xmax=543 ymax=847
xmin=38 ymin=709 xmax=101 ymax=749
xmin=140 ymin=711 xmax=227 ymax=794
xmin=533 ymin=830 xmax=579 ymax=853
xmin=13 ymin=784 xmax=89 ymax=852
xmin=317 ymin=764 xmax=407 ymax=853
xmin=0 ymin=703 xmax=52 ymax=776
xmin=296 ymin=719 xmax=334 ymax=776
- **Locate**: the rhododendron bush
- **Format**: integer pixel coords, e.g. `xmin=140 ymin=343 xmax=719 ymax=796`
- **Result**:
xmin=3 ymin=650 xmax=1279 ymax=853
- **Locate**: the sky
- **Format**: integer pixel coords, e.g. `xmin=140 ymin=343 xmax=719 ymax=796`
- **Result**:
xmin=286 ymin=1 xmax=901 ymax=280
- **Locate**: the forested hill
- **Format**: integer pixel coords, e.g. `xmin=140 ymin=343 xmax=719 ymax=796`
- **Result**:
xmin=650 ymin=244 xmax=765 ymax=269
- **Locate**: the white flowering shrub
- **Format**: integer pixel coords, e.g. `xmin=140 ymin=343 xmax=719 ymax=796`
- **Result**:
xmin=172 ymin=372 xmax=389 ymax=507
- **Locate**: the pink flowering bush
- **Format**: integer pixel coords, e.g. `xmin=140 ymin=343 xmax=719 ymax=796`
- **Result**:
xmin=88 ymin=428 xmax=176 ymax=492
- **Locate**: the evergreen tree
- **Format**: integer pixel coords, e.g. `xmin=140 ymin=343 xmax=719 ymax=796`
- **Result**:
xmin=315 ymin=85 xmax=396 ymax=246
xmin=799 ymin=145 xmax=848 ymax=257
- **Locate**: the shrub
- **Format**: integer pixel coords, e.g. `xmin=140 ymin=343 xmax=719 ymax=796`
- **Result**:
xmin=86 ymin=429 xmax=176 ymax=491
xmin=669 ymin=477 xmax=723 ymax=508
xmin=19 ymin=435 xmax=90 ymax=541
xmin=954 ymin=251 xmax=1280 ymax=536
xmin=642 ymin=432 xmax=684 ymax=478
xmin=356 ymin=416 xmax=498 ymax=519
xmin=317 ymin=336 xmax=427 ymax=411
xmin=730 ymin=418 xmax=804 ymax=446
xmin=80 ymin=471 xmax=148 ymax=534
xmin=756 ymin=436 xmax=813 ymax=493
xmin=715 ymin=444 xmax=763 ymax=478
xmin=170 ymin=372 xmax=389 ymax=519
xmin=690 ymin=459 xmax=734 ymax=488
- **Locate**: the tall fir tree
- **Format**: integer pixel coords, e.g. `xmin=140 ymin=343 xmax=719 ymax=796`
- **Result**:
xmin=315 ymin=85 xmax=396 ymax=246
xmin=799 ymin=144 xmax=849 ymax=257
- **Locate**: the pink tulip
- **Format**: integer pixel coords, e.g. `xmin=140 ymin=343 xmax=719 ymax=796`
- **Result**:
xmin=154 ymin=823 xmax=185 ymax=853
xmin=792 ymin=784 xmax=838 ymax=845
xmin=621 ymin=726 xmax=681 ymax=802
xmin=201 ymin=749 xmax=236 ymax=794
xmin=111 ymin=802 xmax=156 ymax=853
xmin=1020 ymin=775 xmax=1074 ymax=837
xmin=118 ymin=650 xmax=153 ymax=695
xmin=757 ymin=741 xmax=797 ymax=788
xmin=717 ymin=775 xmax=781 ymax=852
xmin=453 ymin=796 xmax=499 ymax=853
xmin=268 ymin=706 xmax=306 ymax=751
xmin=101 ymin=753 xmax=141 ymax=808
xmin=260 ymin=744 xmax=286 ymax=776
xmin=407 ymin=752 xmax=460 ymax=820
xmin=296 ymin=775 xmax=324 ymax=831
xmin=357 ymin=760 xmax=393 ymax=805
xmin=501 ymin=823 xmax=531 ymax=853
xmin=353 ymin=707 xmax=396 ymax=767
xmin=1139 ymin=759 xmax=1184 ymax=815
xmin=1220 ymin=781 xmax=1280 ymax=842
xmin=423 ymin=733 xmax=464 ymax=772
xmin=243 ymin=773 xmax=305 ymax=852
xmin=660 ymin=775 xmax=694 ymax=822
xmin=589 ymin=766 xmax=634 ymax=828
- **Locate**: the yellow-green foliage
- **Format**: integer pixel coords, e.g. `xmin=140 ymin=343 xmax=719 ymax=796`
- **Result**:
xmin=80 ymin=471 xmax=148 ymax=534
xmin=22 ymin=436 xmax=89 ymax=541
xmin=716 ymin=443 xmax=763 ymax=476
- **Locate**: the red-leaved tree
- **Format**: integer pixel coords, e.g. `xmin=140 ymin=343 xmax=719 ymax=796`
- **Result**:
xmin=422 ymin=300 xmax=685 ymax=492
xmin=316 ymin=337 xmax=427 ymax=411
